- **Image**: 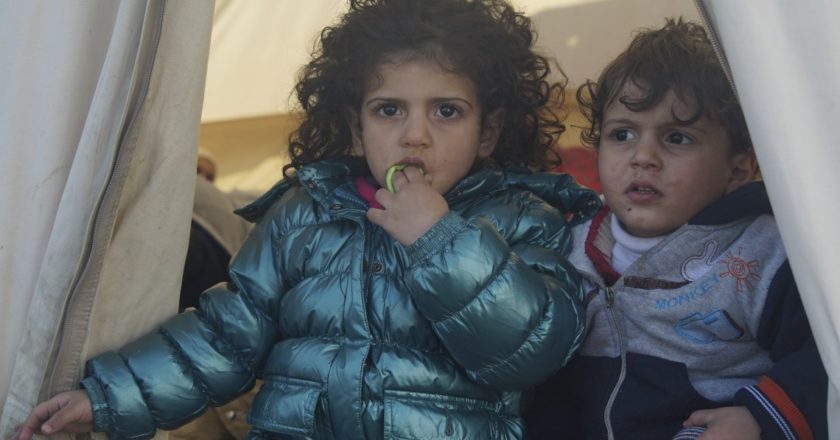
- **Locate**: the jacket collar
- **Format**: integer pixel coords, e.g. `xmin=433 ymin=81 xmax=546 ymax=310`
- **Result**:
xmin=238 ymin=156 xmax=602 ymax=224
xmin=689 ymin=181 xmax=772 ymax=225
xmin=288 ymin=158 xmax=511 ymax=223
xmin=297 ymin=157 xmax=510 ymax=209
xmin=583 ymin=181 xmax=771 ymax=285
xmin=235 ymin=157 xmax=368 ymax=222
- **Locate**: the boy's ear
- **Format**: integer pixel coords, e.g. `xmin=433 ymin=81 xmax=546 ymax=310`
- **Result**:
xmin=346 ymin=108 xmax=363 ymax=155
xmin=726 ymin=151 xmax=758 ymax=194
xmin=478 ymin=109 xmax=505 ymax=158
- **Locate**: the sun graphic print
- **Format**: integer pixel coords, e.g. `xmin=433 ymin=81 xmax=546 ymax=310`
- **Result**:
xmin=719 ymin=247 xmax=761 ymax=292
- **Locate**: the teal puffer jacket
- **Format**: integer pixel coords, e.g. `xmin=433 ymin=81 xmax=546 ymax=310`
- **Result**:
xmin=81 ymin=158 xmax=601 ymax=439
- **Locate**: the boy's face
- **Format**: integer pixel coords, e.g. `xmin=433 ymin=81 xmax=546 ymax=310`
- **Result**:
xmin=598 ymin=83 xmax=756 ymax=237
xmin=351 ymin=56 xmax=499 ymax=195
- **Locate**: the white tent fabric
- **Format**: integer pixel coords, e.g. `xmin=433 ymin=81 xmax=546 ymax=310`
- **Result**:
xmin=201 ymin=0 xmax=699 ymax=123
xmin=202 ymin=0 xmax=347 ymax=122
xmin=699 ymin=1 xmax=840 ymax=437
xmin=0 ymin=0 xmax=213 ymax=437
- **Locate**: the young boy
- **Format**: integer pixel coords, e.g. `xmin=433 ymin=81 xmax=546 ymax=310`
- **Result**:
xmin=527 ymin=18 xmax=827 ymax=439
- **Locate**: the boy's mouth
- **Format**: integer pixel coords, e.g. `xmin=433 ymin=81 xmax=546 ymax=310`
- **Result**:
xmin=625 ymin=182 xmax=662 ymax=201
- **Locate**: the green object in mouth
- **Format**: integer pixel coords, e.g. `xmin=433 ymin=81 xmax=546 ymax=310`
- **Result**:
xmin=385 ymin=164 xmax=423 ymax=193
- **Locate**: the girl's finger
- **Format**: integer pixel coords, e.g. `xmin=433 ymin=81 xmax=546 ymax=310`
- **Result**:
xmin=41 ymin=401 xmax=85 ymax=435
xmin=12 ymin=424 xmax=36 ymax=440
xmin=15 ymin=400 xmax=57 ymax=439
xmin=393 ymin=170 xmax=409 ymax=189
xmin=401 ymin=166 xmax=424 ymax=181
xmin=374 ymin=187 xmax=395 ymax=207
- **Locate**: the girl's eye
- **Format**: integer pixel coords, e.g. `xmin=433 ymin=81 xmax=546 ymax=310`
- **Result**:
xmin=376 ymin=104 xmax=400 ymax=117
xmin=436 ymin=104 xmax=460 ymax=119
xmin=665 ymin=132 xmax=691 ymax=145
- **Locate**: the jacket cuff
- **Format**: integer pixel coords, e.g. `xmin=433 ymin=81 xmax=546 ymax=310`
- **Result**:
xmin=735 ymin=376 xmax=814 ymax=440
xmin=407 ymin=211 xmax=466 ymax=263
xmin=81 ymin=376 xmax=113 ymax=434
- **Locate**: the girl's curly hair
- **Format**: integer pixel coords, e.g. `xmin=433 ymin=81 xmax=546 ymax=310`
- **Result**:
xmin=577 ymin=18 xmax=752 ymax=154
xmin=286 ymin=0 xmax=566 ymax=177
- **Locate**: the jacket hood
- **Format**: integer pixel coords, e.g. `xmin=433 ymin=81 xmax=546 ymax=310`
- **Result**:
xmin=690 ymin=181 xmax=772 ymax=226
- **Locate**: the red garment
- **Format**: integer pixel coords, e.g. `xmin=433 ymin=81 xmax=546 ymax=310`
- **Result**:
xmin=552 ymin=147 xmax=600 ymax=193
xmin=354 ymin=176 xmax=384 ymax=209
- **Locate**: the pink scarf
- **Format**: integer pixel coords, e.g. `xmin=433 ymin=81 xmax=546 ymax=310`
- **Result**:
xmin=354 ymin=176 xmax=383 ymax=209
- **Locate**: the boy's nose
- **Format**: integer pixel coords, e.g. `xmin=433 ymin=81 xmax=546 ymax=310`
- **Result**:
xmin=630 ymin=138 xmax=661 ymax=169
xmin=400 ymin=114 xmax=431 ymax=148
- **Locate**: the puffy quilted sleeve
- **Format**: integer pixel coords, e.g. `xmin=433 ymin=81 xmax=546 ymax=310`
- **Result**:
xmin=81 ymin=197 xmax=290 ymax=439
xmin=405 ymin=193 xmax=585 ymax=391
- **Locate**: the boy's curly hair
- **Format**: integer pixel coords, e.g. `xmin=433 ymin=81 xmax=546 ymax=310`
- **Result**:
xmin=577 ymin=18 xmax=752 ymax=154
xmin=286 ymin=0 xmax=566 ymax=177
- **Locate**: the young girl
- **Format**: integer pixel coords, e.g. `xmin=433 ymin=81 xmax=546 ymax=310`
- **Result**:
xmin=14 ymin=0 xmax=600 ymax=439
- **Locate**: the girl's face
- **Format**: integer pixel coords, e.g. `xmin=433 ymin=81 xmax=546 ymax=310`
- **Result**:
xmin=351 ymin=57 xmax=500 ymax=195
xmin=598 ymin=82 xmax=756 ymax=237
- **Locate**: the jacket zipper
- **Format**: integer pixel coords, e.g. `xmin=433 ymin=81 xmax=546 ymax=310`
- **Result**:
xmin=603 ymin=286 xmax=626 ymax=440
xmin=356 ymin=222 xmax=375 ymax=439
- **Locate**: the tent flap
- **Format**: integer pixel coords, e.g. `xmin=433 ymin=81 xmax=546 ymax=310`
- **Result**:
xmin=700 ymin=1 xmax=840 ymax=437
xmin=0 ymin=0 xmax=214 ymax=436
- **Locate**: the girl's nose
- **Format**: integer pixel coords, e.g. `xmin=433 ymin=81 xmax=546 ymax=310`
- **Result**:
xmin=630 ymin=137 xmax=662 ymax=170
xmin=401 ymin=114 xmax=431 ymax=148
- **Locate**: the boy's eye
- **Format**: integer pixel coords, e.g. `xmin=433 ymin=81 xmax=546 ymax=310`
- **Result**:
xmin=665 ymin=132 xmax=692 ymax=145
xmin=376 ymin=104 xmax=400 ymax=117
xmin=436 ymin=104 xmax=460 ymax=119
xmin=611 ymin=129 xmax=635 ymax=142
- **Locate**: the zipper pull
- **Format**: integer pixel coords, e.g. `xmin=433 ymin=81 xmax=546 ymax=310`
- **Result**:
xmin=605 ymin=286 xmax=615 ymax=307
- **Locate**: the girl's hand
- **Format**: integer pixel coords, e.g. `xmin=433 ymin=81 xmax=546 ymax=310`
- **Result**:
xmin=683 ymin=406 xmax=760 ymax=440
xmin=367 ymin=166 xmax=448 ymax=245
xmin=12 ymin=390 xmax=94 ymax=440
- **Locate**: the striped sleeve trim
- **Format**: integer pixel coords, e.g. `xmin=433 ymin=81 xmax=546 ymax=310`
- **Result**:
xmin=672 ymin=426 xmax=705 ymax=440
xmin=744 ymin=375 xmax=813 ymax=440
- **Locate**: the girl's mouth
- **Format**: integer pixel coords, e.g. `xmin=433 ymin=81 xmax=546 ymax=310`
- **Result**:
xmin=397 ymin=158 xmax=426 ymax=173
xmin=386 ymin=161 xmax=426 ymax=192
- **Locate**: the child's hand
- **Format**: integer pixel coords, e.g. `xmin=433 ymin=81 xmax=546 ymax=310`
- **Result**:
xmin=682 ymin=406 xmax=760 ymax=440
xmin=12 ymin=390 xmax=93 ymax=440
xmin=367 ymin=166 xmax=448 ymax=245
